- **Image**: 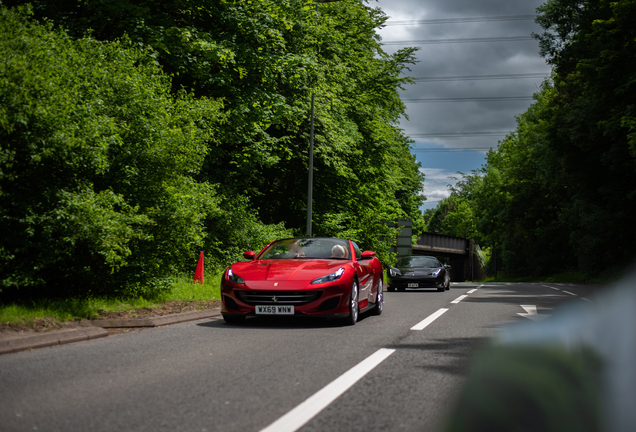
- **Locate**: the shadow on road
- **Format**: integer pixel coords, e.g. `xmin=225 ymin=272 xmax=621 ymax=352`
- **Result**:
xmin=196 ymin=312 xmax=375 ymax=330
xmin=387 ymin=337 xmax=490 ymax=376
xmin=387 ymin=289 xmax=448 ymax=294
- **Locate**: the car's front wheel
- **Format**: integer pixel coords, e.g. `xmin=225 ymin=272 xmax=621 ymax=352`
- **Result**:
xmin=372 ymin=279 xmax=383 ymax=316
xmin=344 ymin=280 xmax=359 ymax=325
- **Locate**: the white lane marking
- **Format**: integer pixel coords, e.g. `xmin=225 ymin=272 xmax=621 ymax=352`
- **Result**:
xmin=543 ymin=285 xmax=561 ymax=291
xmin=259 ymin=348 xmax=395 ymax=432
xmin=467 ymin=288 xmax=478 ymax=294
xmin=411 ymin=308 xmax=449 ymax=331
xmin=562 ymin=290 xmax=577 ymax=296
xmin=520 ymin=305 xmax=537 ymax=315
xmin=581 ymin=297 xmax=591 ymax=303
xmin=451 ymin=295 xmax=467 ymax=304
xmin=517 ymin=305 xmax=550 ymax=321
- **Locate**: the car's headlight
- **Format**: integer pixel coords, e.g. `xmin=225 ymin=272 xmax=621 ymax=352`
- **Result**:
xmin=388 ymin=268 xmax=401 ymax=277
xmin=430 ymin=269 xmax=442 ymax=277
xmin=311 ymin=268 xmax=345 ymax=285
xmin=227 ymin=268 xmax=245 ymax=284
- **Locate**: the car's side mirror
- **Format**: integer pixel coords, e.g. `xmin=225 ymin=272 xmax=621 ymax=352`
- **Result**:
xmin=444 ymin=264 xmax=452 ymax=270
xmin=243 ymin=251 xmax=255 ymax=260
xmin=361 ymin=251 xmax=376 ymax=259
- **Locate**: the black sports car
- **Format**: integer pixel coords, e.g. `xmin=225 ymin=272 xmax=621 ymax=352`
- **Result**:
xmin=387 ymin=256 xmax=451 ymax=292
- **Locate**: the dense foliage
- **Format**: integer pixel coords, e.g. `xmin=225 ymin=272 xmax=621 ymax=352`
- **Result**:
xmin=0 ymin=6 xmax=223 ymax=296
xmin=1 ymin=1 xmax=425 ymax=297
xmin=425 ymin=0 xmax=636 ymax=276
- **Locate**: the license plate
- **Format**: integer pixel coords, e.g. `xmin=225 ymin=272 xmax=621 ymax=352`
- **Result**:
xmin=408 ymin=283 xmax=419 ymax=288
xmin=255 ymin=305 xmax=295 ymax=315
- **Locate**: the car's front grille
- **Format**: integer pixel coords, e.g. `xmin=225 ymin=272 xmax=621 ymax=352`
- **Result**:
xmin=236 ymin=291 xmax=322 ymax=305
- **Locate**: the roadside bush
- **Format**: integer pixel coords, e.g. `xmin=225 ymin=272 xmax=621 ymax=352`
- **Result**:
xmin=0 ymin=6 xmax=222 ymax=298
xmin=204 ymin=196 xmax=293 ymax=270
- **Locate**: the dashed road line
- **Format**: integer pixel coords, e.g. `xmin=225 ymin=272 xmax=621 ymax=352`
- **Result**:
xmin=411 ymin=308 xmax=449 ymax=331
xmin=542 ymin=283 xmax=592 ymax=303
xmin=451 ymin=295 xmax=468 ymax=304
xmin=410 ymin=284 xmax=480 ymax=331
xmin=259 ymin=348 xmax=396 ymax=432
xmin=262 ymin=282 xmax=484 ymax=431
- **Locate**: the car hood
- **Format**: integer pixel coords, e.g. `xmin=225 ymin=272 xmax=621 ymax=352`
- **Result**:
xmin=231 ymin=259 xmax=348 ymax=282
xmin=396 ymin=267 xmax=440 ymax=277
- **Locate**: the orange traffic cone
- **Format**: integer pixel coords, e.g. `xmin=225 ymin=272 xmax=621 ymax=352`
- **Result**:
xmin=194 ymin=251 xmax=204 ymax=285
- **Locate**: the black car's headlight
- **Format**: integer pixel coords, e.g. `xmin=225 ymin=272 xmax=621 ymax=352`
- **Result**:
xmin=430 ymin=269 xmax=442 ymax=277
xmin=227 ymin=268 xmax=245 ymax=284
xmin=388 ymin=268 xmax=401 ymax=277
xmin=311 ymin=268 xmax=345 ymax=285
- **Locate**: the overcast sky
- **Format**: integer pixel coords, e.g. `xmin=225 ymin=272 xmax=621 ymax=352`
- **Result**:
xmin=371 ymin=0 xmax=550 ymax=210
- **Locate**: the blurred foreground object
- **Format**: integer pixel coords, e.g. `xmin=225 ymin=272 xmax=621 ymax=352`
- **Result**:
xmin=445 ymin=271 xmax=636 ymax=432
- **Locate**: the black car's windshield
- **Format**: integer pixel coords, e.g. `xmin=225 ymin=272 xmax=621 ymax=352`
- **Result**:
xmin=259 ymin=238 xmax=351 ymax=260
xmin=396 ymin=256 xmax=440 ymax=268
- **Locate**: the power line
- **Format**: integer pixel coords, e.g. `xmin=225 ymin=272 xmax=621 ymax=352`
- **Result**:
xmin=380 ymin=17 xmax=536 ymax=159
xmin=384 ymin=15 xmax=536 ymax=26
xmin=413 ymin=73 xmax=548 ymax=82
xmin=409 ymin=131 xmax=510 ymax=137
xmin=411 ymin=148 xmax=493 ymax=152
xmin=382 ymin=36 xmax=535 ymax=45
xmin=403 ymin=96 xmax=533 ymax=102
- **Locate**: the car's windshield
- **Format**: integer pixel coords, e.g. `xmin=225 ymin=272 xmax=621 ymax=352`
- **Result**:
xmin=259 ymin=238 xmax=351 ymax=260
xmin=396 ymin=256 xmax=440 ymax=268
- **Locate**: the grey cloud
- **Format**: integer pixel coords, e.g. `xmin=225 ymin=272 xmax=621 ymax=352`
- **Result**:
xmin=375 ymin=0 xmax=548 ymax=147
xmin=372 ymin=0 xmax=542 ymax=19
xmin=371 ymin=0 xmax=549 ymax=210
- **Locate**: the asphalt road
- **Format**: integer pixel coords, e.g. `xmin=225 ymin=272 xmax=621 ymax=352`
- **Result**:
xmin=0 ymin=282 xmax=602 ymax=432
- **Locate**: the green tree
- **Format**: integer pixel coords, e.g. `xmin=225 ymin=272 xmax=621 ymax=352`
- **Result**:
xmin=446 ymin=86 xmax=577 ymax=275
xmin=425 ymin=196 xmax=476 ymax=239
xmin=436 ymin=0 xmax=636 ymax=275
xmin=3 ymin=0 xmax=426 ymax=269
xmin=533 ymin=0 xmax=636 ymax=269
xmin=0 ymin=6 xmax=222 ymax=297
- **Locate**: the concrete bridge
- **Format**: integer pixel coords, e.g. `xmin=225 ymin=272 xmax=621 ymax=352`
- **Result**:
xmin=413 ymin=232 xmax=480 ymax=282
xmin=388 ymin=219 xmax=482 ymax=281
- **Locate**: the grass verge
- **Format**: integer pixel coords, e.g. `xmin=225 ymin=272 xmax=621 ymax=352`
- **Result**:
xmin=0 ymin=273 xmax=222 ymax=328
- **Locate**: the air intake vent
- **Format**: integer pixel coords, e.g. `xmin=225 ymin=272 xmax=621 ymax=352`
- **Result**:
xmin=223 ymin=295 xmax=240 ymax=311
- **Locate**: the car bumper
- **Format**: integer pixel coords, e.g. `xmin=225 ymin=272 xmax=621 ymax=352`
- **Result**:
xmin=220 ymin=281 xmax=352 ymax=317
xmin=388 ymin=277 xmax=445 ymax=289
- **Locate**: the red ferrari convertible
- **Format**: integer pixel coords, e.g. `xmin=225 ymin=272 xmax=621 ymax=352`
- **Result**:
xmin=221 ymin=238 xmax=384 ymax=325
